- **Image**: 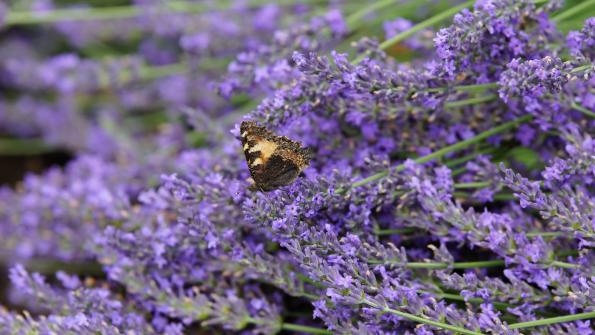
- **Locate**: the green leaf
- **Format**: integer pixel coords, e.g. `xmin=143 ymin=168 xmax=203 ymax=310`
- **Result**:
xmin=505 ymin=147 xmax=543 ymax=170
xmin=185 ymin=132 xmax=208 ymax=148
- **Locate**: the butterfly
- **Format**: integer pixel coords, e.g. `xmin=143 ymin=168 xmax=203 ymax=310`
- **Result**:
xmin=239 ymin=121 xmax=311 ymax=192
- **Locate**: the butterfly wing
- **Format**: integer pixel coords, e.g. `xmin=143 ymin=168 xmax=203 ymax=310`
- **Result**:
xmin=240 ymin=121 xmax=310 ymax=192
xmin=240 ymin=121 xmax=277 ymax=171
xmin=251 ymin=152 xmax=302 ymax=191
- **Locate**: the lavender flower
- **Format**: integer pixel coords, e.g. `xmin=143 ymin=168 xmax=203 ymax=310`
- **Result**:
xmin=383 ymin=17 xmax=433 ymax=55
xmin=242 ymin=169 xmax=524 ymax=333
xmin=3 ymin=53 xmax=138 ymax=93
xmin=461 ymin=155 xmax=503 ymax=203
xmin=567 ymin=17 xmax=595 ymax=62
xmin=0 ymin=156 xmax=130 ymax=261
xmin=432 ymin=0 xmax=560 ymax=81
xmin=501 ymin=164 xmax=594 ymax=249
xmin=1 ymin=1 xmax=594 ymax=334
xmin=2 ymin=265 xmax=174 ymax=334
xmin=219 ymin=9 xmax=349 ymax=98
xmin=498 ymin=56 xmax=594 ymax=130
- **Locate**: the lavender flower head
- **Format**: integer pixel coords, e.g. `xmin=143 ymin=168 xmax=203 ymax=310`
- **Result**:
xmin=567 ymin=17 xmax=595 ymax=62
xmin=432 ymin=0 xmax=560 ymax=81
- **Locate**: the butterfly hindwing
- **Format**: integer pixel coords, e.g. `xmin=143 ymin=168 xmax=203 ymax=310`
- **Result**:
xmin=240 ymin=121 xmax=310 ymax=192
xmin=251 ymin=153 xmax=301 ymax=191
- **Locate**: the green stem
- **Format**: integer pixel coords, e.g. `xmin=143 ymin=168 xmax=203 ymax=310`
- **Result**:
xmin=345 ymin=0 xmax=397 ymax=29
xmin=374 ymin=227 xmax=417 ymax=235
xmin=368 ymin=259 xmax=505 ymax=269
xmin=412 ymin=260 xmax=504 ymax=269
xmin=509 ymin=311 xmax=595 ymax=329
xmin=453 ymin=181 xmax=491 ymax=189
xmin=296 ymin=272 xmax=327 ymax=289
xmin=558 ymin=250 xmax=580 ymax=258
xmin=6 ymin=4 xmax=141 ymax=25
xmin=352 ymin=0 xmax=475 ymax=64
xmin=526 ymin=231 xmax=564 ymax=238
xmin=139 ymin=62 xmax=187 ymax=81
xmin=4 ymin=0 xmax=327 ymax=25
xmin=571 ymin=103 xmax=595 ymax=119
xmin=379 ymin=0 xmax=474 ymax=51
xmin=0 ymin=138 xmax=57 ymax=155
xmin=351 ymin=115 xmax=532 ymax=188
xmin=549 ymin=261 xmax=580 ymax=269
xmin=569 ymin=64 xmax=593 ymax=73
xmin=294 ymin=272 xmax=517 ymax=318
xmin=362 ymin=299 xmax=484 ymax=335
xmin=454 ymin=191 xmax=517 ymax=201
xmin=108 ymin=58 xmax=228 ymax=89
xmin=24 ymin=259 xmax=105 ymax=277
xmin=281 ymin=323 xmax=333 ymax=335
xmin=376 ymin=228 xmax=567 ymax=239
xmin=444 ymin=147 xmax=497 ymax=168
xmin=455 ymin=83 xmax=500 ymax=93
xmin=437 ymin=293 xmax=513 ymax=311
xmin=427 ymin=82 xmax=499 ymax=94
xmin=491 ymin=193 xmax=515 ymax=201
xmin=551 ymin=0 xmax=595 ymax=22
xmin=394 ymin=115 xmax=529 ymax=166
xmin=445 ymin=94 xmax=498 ymax=108
xmin=451 ymin=166 xmax=468 ymax=177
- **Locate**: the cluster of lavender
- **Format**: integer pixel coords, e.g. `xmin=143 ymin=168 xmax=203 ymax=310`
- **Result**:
xmin=0 ymin=0 xmax=594 ymax=334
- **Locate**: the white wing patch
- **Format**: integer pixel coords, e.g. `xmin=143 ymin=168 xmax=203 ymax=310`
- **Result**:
xmin=248 ymin=139 xmax=278 ymax=160
xmin=251 ymin=158 xmax=263 ymax=166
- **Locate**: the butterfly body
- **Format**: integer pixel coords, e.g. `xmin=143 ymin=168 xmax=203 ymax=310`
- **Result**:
xmin=240 ymin=121 xmax=311 ymax=192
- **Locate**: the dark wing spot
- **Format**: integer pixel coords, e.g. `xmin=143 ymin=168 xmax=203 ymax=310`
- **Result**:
xmin=252 ymin=153 xmax=301 ymax=191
